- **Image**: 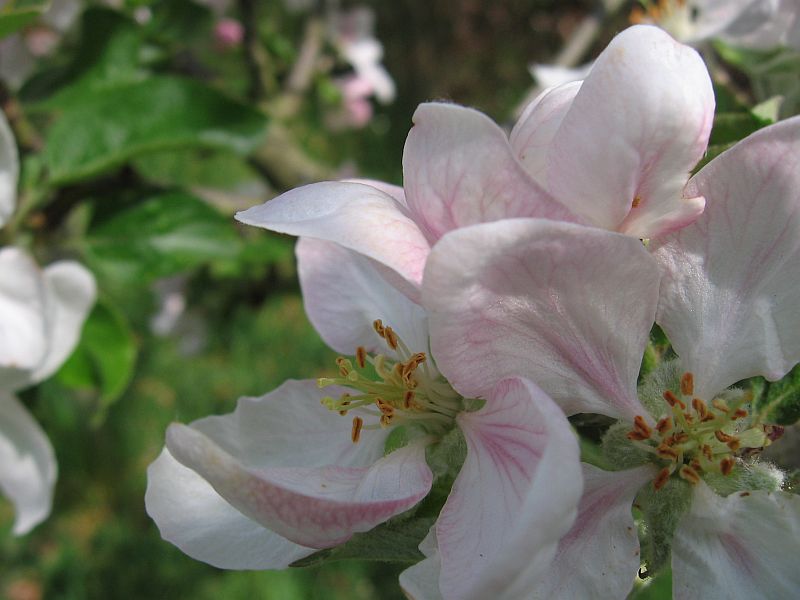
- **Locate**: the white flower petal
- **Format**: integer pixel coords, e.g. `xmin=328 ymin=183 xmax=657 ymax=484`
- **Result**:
xmin=424 ymin=219 xmax=658 ymax=421
xmin=236 ymin=181 xmax=430 ymax=290
xmin=145 ymin=448 xmax=314 ymax=569
xmin=28 ymin=261 xmax=96 ymax=384
xmin=0 ymin=109 xmax=18 ymax=228
xmin=534 ymin=464 xmax=654 ymax=599
xmin=510 ymin=81 xmax=581 ymax=185
xmin=0 ymin=248 xmax=48 ymax=389
xmin=399 ymin=529 xmax=444 ymax=600
xmin=0 ymin=391 xmax=56 ymax=535
xmin=454 ymin=379 xmax=583 ymax=600
xmin=297 ymin=237 xmax=431 ymax=361
xmin=546 ymin=25 xmax=714 ymax=237
xmin=672 ymin=483 xmax=800 ymax=599
xmin=651 ymin=117 xmax=800 ymax=399
xmin=436 ymin=377 xmax=582 ymax=600
xmin=402 ymin=102 xmax=580 ymax=244
xmin=160 ymin=380 xmax=430 ymax=549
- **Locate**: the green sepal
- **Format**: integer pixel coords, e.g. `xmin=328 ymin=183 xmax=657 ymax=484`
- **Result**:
xmin=637 ymin=477 xmax=692 ymax=575
xmin=753 ymin=364 xmax=800 ymax=425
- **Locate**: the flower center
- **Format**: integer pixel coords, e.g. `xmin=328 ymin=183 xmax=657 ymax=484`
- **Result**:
xmin=318 ymin=319 xmax=462 ymax=442
xmin=628 ymin=372 xmax=769 ymax=490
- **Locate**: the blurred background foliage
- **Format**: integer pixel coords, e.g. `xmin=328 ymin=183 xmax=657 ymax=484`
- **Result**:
xmin=0 ymin=0 xmax=797 ymax=598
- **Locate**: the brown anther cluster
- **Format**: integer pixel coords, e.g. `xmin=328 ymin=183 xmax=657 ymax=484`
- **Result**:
xmin=627 ymin=371 xmax=767 ymax=490
xmin=319 ymin=319 xmax=460 ymax=444
xmin=629 ymin=0 xmax=686 ymax=24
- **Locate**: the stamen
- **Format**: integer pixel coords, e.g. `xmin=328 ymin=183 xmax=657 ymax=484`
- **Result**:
xmin=655 ymin=416 xmax=673 ymax=434
xmin=653 ymin=467 xmax=671 ymax=490
xmin=355 ymin=346 xmax=367 ymax=369
xmin=720 ymin=457 xmax=734 ymax=476
xmin=712 ymin=398 xmax=729 ymax=413
xmin=631 ymin=196 xmax=642 ymax=208
xmin=373 ymin=319 xmax=385 ymax=337
xmin=351 ymin=417 xmax=364 ymax=443
xmin=681 ymin=372 xmax=694 ymax=396
xmin=678 ymin=465 xmax=701 ymax=485
xmin=664 ymin=390 xmax=686 ymax=410
xmin=656 ymin=444 xmax=679 ymax=461
xmin=633 ymin=415 xmax=652 ymax=439
xmin=384 ymin=326 xmax=399 ymax=350
xmin=691 ymin=398 xmax=708 ymax=420
xmin=403 ymin=390 xmax=415 ymax=409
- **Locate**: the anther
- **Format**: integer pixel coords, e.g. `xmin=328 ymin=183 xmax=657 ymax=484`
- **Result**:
xmin=655 ymin=416 xmax=673 ymax=434
xmin=656 ymin=444 xmax=679 ymax=461
xmin=633 ymin=415 xmax=652 ymax=439
xmin=720 ymin=457 xmax=735 ymax=476
xmin=653 ymin=467 xmax=671 ymax=490
xmin=403 ymin=390 xmax=415 ymax=409
xmin=351 ymin=417 xmax=364 ymax=443
xmin=373 ymin=319 xmax=385 ymax=337
xmin=681 ymin=372 xmax=694 ymax=396
xmin=678 ymin=465 xmax=701 ymax=485
xmin=355 ymin=346 xmax=367 ymax=369
xmin=731 ymin=408 xmax=748 ymax=420
xmin=691 ymin=398 xmax=708 ymax=420
xmin=714 ymin=430 xmax=738 ymax=445
xmin=384 ymin=326 xmax=399 ymax=350
xmin=632 ymin=196 xmax=642 ymax=208
xmin=663 ymin=390 xmax=686 ymax=409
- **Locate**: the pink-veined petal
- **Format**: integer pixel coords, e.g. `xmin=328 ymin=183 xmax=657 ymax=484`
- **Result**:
xmin=236 ymin=181 xmax=430 ymax=288
xmin=672 ymin=483 xmax=800 ymax=600
xmin=402 ymin=102 xmax=580 ymax=244
xmin=28 ymin=261 xmax=96 ymax=385
xmin=534 ymin=464 xmax=655 ymax=598
xmin=435 ymin=377 xmax=582 ymax=600
xmin=297 ymin=237 xmax=431 ymax=362
xmin=145 ymin=448 xmax=314 ymax=569
xmin=0 ymin=248 xmax=47 ymax=390
xmin=546 ymin=25 xmax=714 ymax=237
xmin=510 ymin=81 xmax=581 ymax=185
xmin=160 ymin=380 xmax=431 ymax=548
xmin=0 ymin=391 xmax=56 ymax=535
xmin=424 ymin=219 xmax=657 ymax=421
xmin=651 ymin=117 xmax=800 ymax=399
xmin=167 ymin=424 xmax=431 ymax=548
xmin=0 ymin=109 xmax=18 ymax=228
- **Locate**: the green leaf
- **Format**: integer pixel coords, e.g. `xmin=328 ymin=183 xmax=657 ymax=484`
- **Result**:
xmin=0 ymin=0 xmax=47 ymax=38
xmin=709 ymin=112 xmax=767 ymax=147
xmin=754 ymin=365 xmax=800 ymax=425
xmin=290 ymin=516 xmax=434 ymax=568
xmin=85 ymin=192 xmax=243 ymax=282
xmin=56 ymin=300 xmax=137 ymax=418
xmin=43 ymin=76 xmax=268 ymax=184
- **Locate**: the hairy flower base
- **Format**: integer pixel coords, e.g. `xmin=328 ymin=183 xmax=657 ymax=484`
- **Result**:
xmin=319 ymin=319 xmax=462 ymax=440
xmin=628 ymin=371 xmax=769 ymax=490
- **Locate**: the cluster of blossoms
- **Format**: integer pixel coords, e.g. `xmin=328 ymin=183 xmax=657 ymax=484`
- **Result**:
xmin=146 ymin=25 xmax=800 ymax=598
xmin=0 ymin=111 xmax=96 ymax=535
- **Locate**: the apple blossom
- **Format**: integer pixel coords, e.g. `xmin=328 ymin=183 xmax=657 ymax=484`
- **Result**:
xmin=0 ymin=111 xmax=96 ymax=535
xmin=237 ymin=26 xmax=714 ymax=292
xmin=146 ymin=236 xmax=582 ymax=598
xmin=421 ymin=116 xmax=800 ymax=597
